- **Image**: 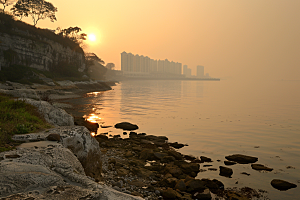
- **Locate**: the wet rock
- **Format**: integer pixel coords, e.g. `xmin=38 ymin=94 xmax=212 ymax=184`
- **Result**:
xmin=95 ymin=134 xmax=108 ymax=141
xmin=153 ymin=152 xmax=168 ymax=160
xmin=185 ymin=179 xmax=206 ymax=193
xmin=115 ymin=122 xmax=139 ymax=131
xmin=161 ymin=156 xmax=176 ymax=163
xmin=201 ymin=179 xmax=224 ymax=193
xmin=224 ymin=160 xmax=237 ymax=166
xmin=162 ymin=177 xmax=178 ymax=188
xmin=169 ymin=142 xmax=185 ymax=149
xmin=251 ymin=164 xmax=273 ymax=171
xmin=183 ymin=155 xmax=196 ymax=161
xmin=200 ymin=156 xmax=212 ymax=162
xmin=164 ymin=164 xmax=183 ymax=178
xmin=271 ymin=179 xmax=297 ymax=191
xmin=168 ymin=150 xmax=183 ymax=160
xmin=178 ymin=162 xmax=200 ymax=177
xmin=174 ymin=179 xmax=186 ymax=191
xmin=129 ymin=132 xmax=138 ymax=137
xmin=74 ymin=117 xmax=99 ymax=132
xmin=226 ymin=191 xmax=249 ymax=200
xmin=219 ymin=166 xmax=233 ymax=178
xmin=46 ymin=133 xmax=61 ymax=141
xmin=225 ymin=154 xmax=258 ymax=164
xmin=139 ymin=149 xmax=154 ymax=160
xmin=194 ymin=188 xmax=212 ymax=200
xmin=161 ymin=188 xmax=182 ymax=199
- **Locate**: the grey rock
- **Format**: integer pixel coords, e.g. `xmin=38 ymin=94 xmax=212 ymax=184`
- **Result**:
xmin=21 ymin=98 xmax=74 ymax=126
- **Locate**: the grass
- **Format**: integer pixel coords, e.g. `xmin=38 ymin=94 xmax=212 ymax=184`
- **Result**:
xmin=0 ymin=93 xmax=52 ymax=152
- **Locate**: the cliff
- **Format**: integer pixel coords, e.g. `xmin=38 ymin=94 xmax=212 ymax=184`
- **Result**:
xmin=0 ymin=13 xmax=85 ymax=72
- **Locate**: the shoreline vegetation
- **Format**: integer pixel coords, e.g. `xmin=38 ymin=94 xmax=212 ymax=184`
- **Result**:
xmin=0 ymin=80 xmax=297 ymax=199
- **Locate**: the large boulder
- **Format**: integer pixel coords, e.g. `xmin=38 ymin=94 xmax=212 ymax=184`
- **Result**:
xmin=114 ymin=122 xmax=139 ymax=131
xmin=0 ymin=140 xmax=143 ymax=200
xmin=21 ymin=98 xmax=74 ymax=126
xmin=12 ymin=126 xmax=102 ymax=181
xmin=225 ymin=154 xmax=258 ymax=164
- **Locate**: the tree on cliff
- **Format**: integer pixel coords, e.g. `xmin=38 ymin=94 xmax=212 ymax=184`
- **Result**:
xmin=1 ymin=0 xmax=16 ymax=12
xmin=56 ymin=26 xmax=87 ymax=46
xmin=11 ymin=0 xmax=57 ymax=26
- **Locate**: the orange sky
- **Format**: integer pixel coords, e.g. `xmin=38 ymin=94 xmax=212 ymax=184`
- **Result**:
xmin=12 ymin=0 xmax=300 ymax=80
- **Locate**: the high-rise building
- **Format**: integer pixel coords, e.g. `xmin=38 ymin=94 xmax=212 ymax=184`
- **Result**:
xmin=121 ymin=51 xmax=182 ymax=76
xmin=197 ymin=65 xmax=204 ymax=77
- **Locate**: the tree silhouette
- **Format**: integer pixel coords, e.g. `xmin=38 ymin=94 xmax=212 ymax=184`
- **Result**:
xmin=11 ymin=0 xmax=57 ymax=26
xmin=56 ymin=26 xmax=87 ymax=46
xmin=1 ymin=0 xmax=16 ymax=12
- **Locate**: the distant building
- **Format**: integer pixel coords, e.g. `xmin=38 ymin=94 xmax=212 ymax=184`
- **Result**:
xmin=121 ymin=51 xmax=182 ymax=76
xmin=197 ymin=65 xmax=204 ymax=77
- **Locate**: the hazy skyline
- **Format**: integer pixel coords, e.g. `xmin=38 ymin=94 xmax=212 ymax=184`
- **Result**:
xmin=16 ymin=0 xmax=300 ymax=80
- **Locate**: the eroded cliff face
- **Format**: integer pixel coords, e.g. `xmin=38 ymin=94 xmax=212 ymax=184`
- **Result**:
xmin=0 ymin=30 xmax=85 ymax=71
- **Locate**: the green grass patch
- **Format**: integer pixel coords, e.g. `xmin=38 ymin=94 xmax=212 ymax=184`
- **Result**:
xmin=0 ymin=93 xmax=52 ymax=152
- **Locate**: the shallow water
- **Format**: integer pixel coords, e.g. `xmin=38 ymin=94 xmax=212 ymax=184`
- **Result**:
xmin=63 ymin=79 xmax=300 ymax=199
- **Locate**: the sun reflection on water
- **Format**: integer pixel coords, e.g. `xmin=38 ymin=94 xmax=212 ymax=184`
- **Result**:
xmin=84 ymin=113 xmax=101 ymax=123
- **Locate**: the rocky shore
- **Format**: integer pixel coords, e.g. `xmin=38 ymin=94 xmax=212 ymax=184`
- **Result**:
xmin=0 ymin=80 xmax=298 ymax=199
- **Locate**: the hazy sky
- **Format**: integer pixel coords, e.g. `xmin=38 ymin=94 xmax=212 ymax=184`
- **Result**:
xmin=17 ymin=0 xmax=300 ymax=80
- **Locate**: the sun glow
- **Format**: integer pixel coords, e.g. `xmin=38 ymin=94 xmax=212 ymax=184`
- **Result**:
xmin=88 ymin=34 xmax=96 ymax=42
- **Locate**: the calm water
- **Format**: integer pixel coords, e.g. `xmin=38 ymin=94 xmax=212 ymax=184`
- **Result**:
xmin=65 ymin=79 xmax=300 ymax=199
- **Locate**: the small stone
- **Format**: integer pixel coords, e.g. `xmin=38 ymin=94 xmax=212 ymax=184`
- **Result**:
xmin=251 ymin=164 xmax=273 ymax=171
xmin=115 ymin=122 xmax=139 ymax=131
xmin=219 ymin=166 xmax=233 ymax=178
xmin=174 ymin=179 xmax=186 ymax=191
xmin=194 ymin=188 xmax=212 ymax=200
xmin=200 ymin=156 xmax=212 ymax=162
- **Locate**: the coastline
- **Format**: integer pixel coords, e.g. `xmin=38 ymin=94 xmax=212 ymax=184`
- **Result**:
xmin=0 ymin=80 xmax=297 ymax=199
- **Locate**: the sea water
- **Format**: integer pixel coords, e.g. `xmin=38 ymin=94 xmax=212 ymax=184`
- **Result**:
xmin=64 ymin=79 xmax=300 ymax=199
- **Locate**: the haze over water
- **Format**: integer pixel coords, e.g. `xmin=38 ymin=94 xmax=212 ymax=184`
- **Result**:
xmin=65 ymin=79 xmax=300 ymax=199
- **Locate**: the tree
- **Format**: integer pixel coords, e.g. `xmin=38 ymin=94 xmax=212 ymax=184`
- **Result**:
xmin=11 ymin=0 xmax=57 ymax=26
xmin=56 ymin=26 xmax=87 ymax=46
xmin=106 ymin=63 xmax=115 ymax=70
xmin=1 ymin=0 xmax=16 ymax=12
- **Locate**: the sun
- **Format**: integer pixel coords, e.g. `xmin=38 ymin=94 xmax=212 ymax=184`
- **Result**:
xmin=88 ymin=34 xmax=96 ymax=42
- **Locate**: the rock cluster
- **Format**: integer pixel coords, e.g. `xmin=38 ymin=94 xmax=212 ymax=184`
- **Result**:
xmin=96 ymin=133 xmax=228 ymax=199
xmin=1 ymin=126 xmax=143 ymax=200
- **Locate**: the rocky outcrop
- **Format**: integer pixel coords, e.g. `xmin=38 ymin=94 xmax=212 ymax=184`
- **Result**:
xmin=13 ymin=126 xmax=102 ymax=181
xmin=0 ymin=32 xmax=85 ymax=71
xmin=0 ymin=141 xmax=142 ymax=199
